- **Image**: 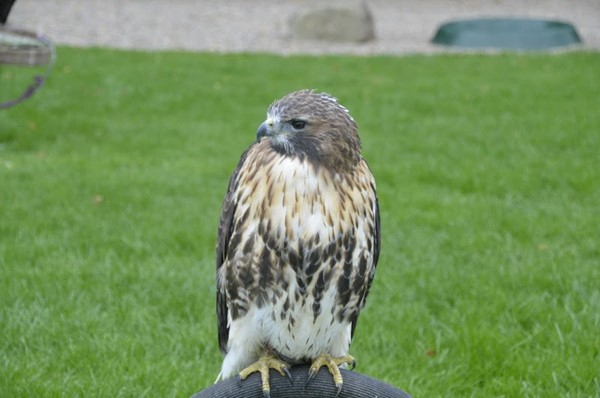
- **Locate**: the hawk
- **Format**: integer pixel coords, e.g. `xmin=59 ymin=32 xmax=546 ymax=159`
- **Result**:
xmin=216 ymin=90 xmax=380 ymax=396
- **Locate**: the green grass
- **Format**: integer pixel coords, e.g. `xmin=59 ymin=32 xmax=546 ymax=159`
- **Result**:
xmin=1 ymin=48 xmax=599 ymax=397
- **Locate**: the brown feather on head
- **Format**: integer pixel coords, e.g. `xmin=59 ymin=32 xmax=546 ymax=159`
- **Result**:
xmin=256 ymin=90 xmax=362 ymax=173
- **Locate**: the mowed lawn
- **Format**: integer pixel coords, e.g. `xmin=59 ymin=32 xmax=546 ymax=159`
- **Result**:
xmin=0 ymin=48 xmax=598 ymax=397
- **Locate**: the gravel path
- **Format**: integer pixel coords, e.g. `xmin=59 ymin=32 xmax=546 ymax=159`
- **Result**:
xmin=7 ymin=0 xmax=600 ymax=54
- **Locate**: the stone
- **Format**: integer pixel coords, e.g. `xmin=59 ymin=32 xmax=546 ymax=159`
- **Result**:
xmin=289 ymin=0 xmax=376 ymax=43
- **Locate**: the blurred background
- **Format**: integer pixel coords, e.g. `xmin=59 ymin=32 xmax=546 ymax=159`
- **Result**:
xmin=5 ymin=0 xmax=600 ymax=54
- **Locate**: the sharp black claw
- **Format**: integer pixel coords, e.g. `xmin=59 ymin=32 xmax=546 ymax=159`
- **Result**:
xmin=236 ymin=375 xmax=243 ymax=388
xmin=349 ymin=360 xmax=356 ymax=371
xmin=283 ymin=366 xmax=293 ymax=385
xmin=305 ymin=370 xmax=317 ymax=389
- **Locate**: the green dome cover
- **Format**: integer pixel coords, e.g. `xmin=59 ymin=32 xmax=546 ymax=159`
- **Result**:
xmin=432 ymin=18 xmax=582 ymax=50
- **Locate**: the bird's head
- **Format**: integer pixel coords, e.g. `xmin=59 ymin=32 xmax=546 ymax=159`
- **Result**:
xmin=256 ymin=90 xmax=362 ymax=172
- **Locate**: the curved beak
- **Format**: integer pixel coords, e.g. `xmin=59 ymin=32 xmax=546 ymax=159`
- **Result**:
xmin=256 ymin=121 xmax=271 ymax=141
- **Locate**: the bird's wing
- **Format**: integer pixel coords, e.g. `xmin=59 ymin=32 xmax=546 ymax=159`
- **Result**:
xmin=216 ymin=146 xmax=254 ymax=354
xmin=350 ymin=184 xmax=380 ymax=340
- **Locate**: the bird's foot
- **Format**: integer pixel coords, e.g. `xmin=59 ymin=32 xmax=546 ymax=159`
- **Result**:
xmin=238 ymin=354 xmax=291 ymax=398
xmin=306 ymin=353 xmax=356 ymax=396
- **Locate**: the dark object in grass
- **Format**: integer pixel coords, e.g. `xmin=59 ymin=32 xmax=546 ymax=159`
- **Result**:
xmin=0 ymin=26 xmax=55 ymax=109
xmin=432 ymin=18 xmax=582 ymax=50
xmin=191 ymin=364 xmax=410 ymax=398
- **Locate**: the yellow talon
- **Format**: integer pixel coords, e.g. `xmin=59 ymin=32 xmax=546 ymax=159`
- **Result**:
xmin=307 ymin=353 xmax=355 ymax=395
xmin=238 ymin=354 xmax=290 ymax=398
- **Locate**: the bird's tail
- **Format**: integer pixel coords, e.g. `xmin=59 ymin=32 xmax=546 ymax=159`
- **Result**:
xmin=214 ymin=371 xmax=223 ymax=384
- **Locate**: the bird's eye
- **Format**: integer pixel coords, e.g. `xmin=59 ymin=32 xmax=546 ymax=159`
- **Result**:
xmin=290 ymin=119 xmax=306 ymax=130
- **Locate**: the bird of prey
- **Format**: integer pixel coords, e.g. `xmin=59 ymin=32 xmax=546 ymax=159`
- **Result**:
xmin=215 ymin=89 xmax=380 ymax=396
